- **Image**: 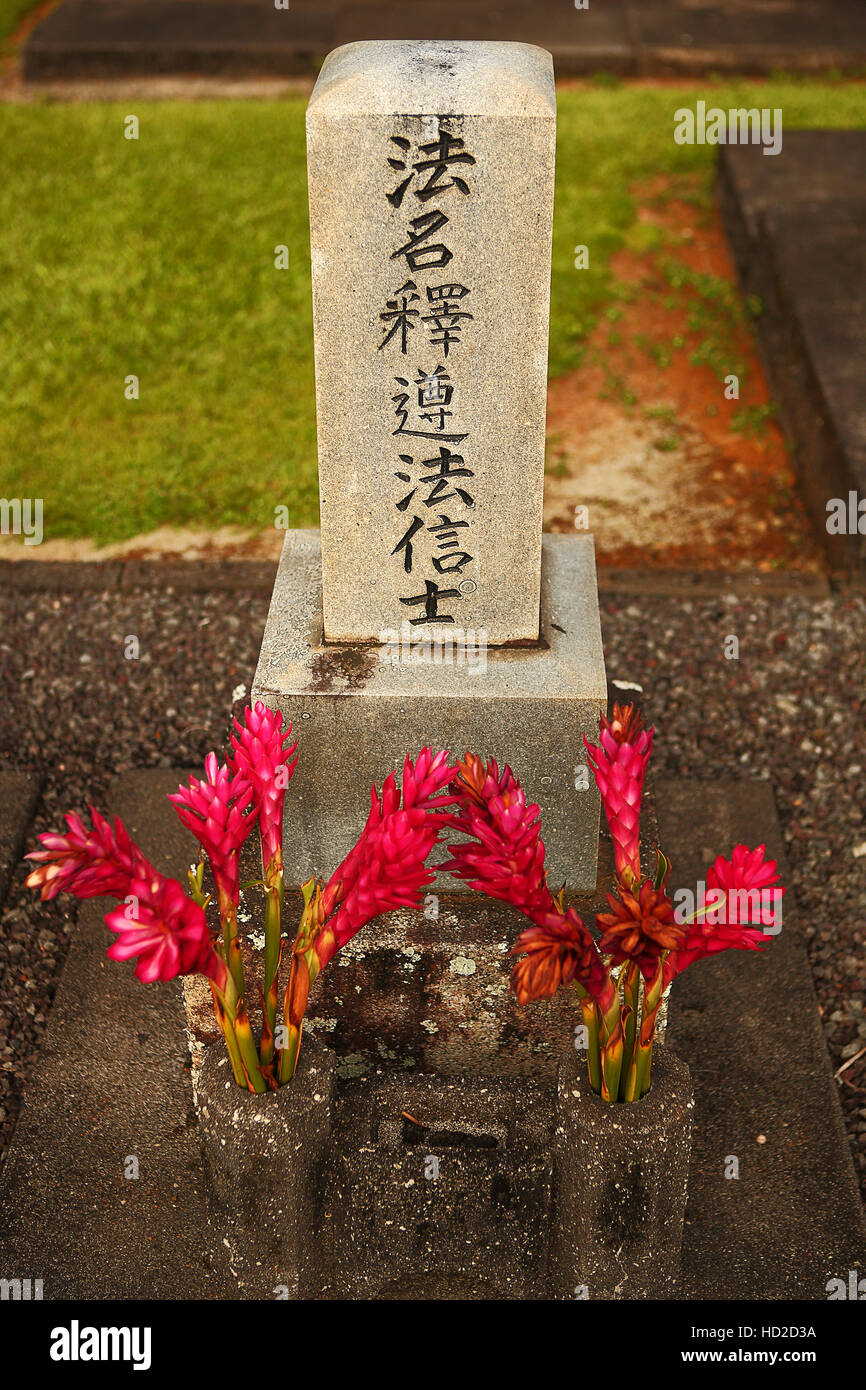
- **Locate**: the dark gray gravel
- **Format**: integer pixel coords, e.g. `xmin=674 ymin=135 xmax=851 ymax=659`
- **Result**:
xmin=0 ymin=578 xmax=864 ymax=1201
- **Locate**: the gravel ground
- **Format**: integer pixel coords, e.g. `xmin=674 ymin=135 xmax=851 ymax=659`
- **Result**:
xmin=0 ymin=578 xmax=864 ymax=1200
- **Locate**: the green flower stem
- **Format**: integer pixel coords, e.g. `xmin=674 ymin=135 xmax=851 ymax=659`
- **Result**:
xmin=576 ymin=985 xmax=602 ymax=1094
xmin=217 ymin=960 xmax=266 ymax=1092
xmin=635 ymin=965 xmax=664 ymax=1098
xmin=620 ymin=962 xmax=640 ymax=1101
xmin=214 ymin=882 xmax=246 ymax=1000
xmin=232 ymin=1000 xmax=267 ymax=1093
xmin=598 ymin=980 xmax=625 ymax=1104
xmin=210 ymin=984 xmax=247 ymax=1087
xmin=262 ymin=868 xmax=283 ymax=1051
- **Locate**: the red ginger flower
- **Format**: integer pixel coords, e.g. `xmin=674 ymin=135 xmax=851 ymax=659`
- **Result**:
xmin=584 ymin=702 xmax=653 ymax=889
xmin=105 ymin=875 xmax=219 ymax=984
xmin=706 ymin=843 xmax=783 ymax=928
xmin=596 ymin=879 xmax=685 ymax=981
xmin=444 ymin=753 xmax=552 ymax=913
xmin=26 ymin=809 xmax=221 ymax=986
xmin=280 ymin=749 xmax=457 ymax=1081
xmin=25 ymin=807 xmax=153 ymax=902
xmin=664 ymin=843 xmax=780 ymax=985
xmin=169 ymin=753 xmax=255 ymax=913
xmin=228 ymin=701 xmax=298 ymax=872
xmin=443 ymin=753 xmax=608 ymax=1003
xmin=511 ymin=909 xmax=604 ymax=1006
xmin=314 ymin=747 xmax=456 ymax=968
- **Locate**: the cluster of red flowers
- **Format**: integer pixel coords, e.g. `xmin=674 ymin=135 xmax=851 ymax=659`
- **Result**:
xmin=26 ymin=699 xmax=781 ymax=1094
xmin=26 ymin=805 xmax=221 ymax=985
xmin=445 ymin=702 xmax=782 ymax=1013
xmin=25 ymin=709 xmax=456 ymax=1075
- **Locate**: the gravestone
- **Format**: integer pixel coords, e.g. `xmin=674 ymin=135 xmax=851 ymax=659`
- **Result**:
xmin=308 ymin=40 xmax=552 ymax=645
xmin=253 ymin=39 xmax=607 ymax=890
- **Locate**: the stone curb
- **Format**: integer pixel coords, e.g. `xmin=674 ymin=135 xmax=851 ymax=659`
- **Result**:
xmin=659 ymin=778 xmax=866 ymax=1300
xmin=719 ymin=135 xmax=866 ymax=579
xmin=20 ymin=1 xmax=866 ymax=82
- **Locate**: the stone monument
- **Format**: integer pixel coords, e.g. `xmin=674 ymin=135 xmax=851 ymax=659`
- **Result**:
xmin=253 ymin=39 xmax=606 ymax=891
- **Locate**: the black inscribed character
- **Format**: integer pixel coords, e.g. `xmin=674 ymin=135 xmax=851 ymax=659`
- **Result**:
xmin=378 ymin=280 xmax=420 ymax=353
xmin=391 ymin=515 xmax=424 ymax=573
xmin=391 ymin=211 xmax=454 ymax=272
xmin=422 ymin=283 xmax=473 ymax=356
xmin=399 ymin=578 xmax=461 ymax=625
xmin=394 ymin=447 xmax=475 ymax=511
xmin=427 ymin=513 xmax=472 ymax=574
xmin=415 ymin=365 xmax=454 ymax=432
xmin=392 ymin=375 xmax=467 ymax=443
xmin=386 ymin=128 xmax=476 ymax=209
xmin=392 ymin=512 xmax=474 ymax=577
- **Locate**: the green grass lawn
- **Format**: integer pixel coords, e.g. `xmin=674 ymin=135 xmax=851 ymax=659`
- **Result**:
xmin=1 ymin=80 xmax=864 ymax=545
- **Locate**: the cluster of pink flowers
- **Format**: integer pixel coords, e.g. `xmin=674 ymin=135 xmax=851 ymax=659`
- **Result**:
xmin=26 ymin=806 xmax=221 ymax=985
xmin=26 ymin=705 xmax=455 ymax=1090
xmin=445 ymin=702 xmax=783 ymax=1101
xmin=26 ymin=698 xmax=782 ymax=1100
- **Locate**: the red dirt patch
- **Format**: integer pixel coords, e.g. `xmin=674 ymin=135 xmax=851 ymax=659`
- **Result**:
xmin=544 ymin=177 xmax=824 ymax=572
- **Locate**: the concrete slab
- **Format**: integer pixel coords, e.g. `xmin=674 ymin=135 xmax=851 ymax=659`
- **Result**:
xmin=20 ymin=0 xmax=866 ymax=81
xmin=0 ymin=772 xmax=40 ymax=911
xmin=632 ymin=1 xmax=866 ymax=74
xmin=720 ymin=132 xmax=866 ymax=250
xmin=660 ymin=778 xmax=866 ymax=1300
xmin=0 ymin=770 xmax=236 ymax=1300
xmin=719 ymin=135 xmax=866 ymax=576
xmin=22 ymin=0 xmax=335 ymax=79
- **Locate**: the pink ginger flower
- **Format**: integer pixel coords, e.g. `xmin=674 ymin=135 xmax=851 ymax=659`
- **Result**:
xmin=445 ymin=752 xmax=552 ymax=913
xmin=169 ymin=753 xmax=256 ymax=914
xmin=705 ymin=843 xmax=784 ymax=928
xmin=105 ymin=875 xmax=220 ymax=984
xmin=443 ymin=752 xmax=608 ymax=1004
xmin=664 ymin=843 xmax=782 ymax=985
xmin=26 ymin=810 xmax=222 ymax=986
xmin=584 ymin=703 xmax=653 ymax=889
xmin=228 ymin=701 xmax=298 ymax=873
xmin=25 ymin=807 xmax=153 ymax=902
xmin=283 ymin=749 xmax=456 ymax=1074
xmin=313 ymin=747 xmax=455 ymax=969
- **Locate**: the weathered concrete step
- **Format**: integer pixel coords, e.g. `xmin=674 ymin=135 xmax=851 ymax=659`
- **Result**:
xmin=720 ymin=134 xmax=866 ymax=578
xmin=22 ymin=0 xmax=333 ymax=79
xmin=0 ymin=769 xmax=862 ymax=1297
xmin=21 ymin=0 xmax=866 ymax=81
xmin=660 ymin=778 xmax=866 ymax=1300
xmin=0 ymin=770 xmax=236 ymax=1300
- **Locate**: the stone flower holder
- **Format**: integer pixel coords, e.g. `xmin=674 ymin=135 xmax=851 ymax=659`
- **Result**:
xmin=553 ymin=1044 xmax=694 ymax=1300
xmin=195 ymin=1033 xmax=335 ymax=1298
xmin=319 ymin=1071 xmax=554 ymax=1299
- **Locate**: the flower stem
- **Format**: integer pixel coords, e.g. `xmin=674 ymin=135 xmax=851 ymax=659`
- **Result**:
xmin=210 ymin=982 xmax=246 ymax=1087
xmin=597 ymin=979 xmax=624 ymax=1103
xmin=576 ymin=985 xmax=602 ymax=1093
xmin=216 ymin=966 xmax=266 ymax=1092
xmin=635 ymin=963 xmax=664 ymax=1098
xmin=260 ymin=871 xmax=282 ymax=1068
xmin=619 ymin=961 xmax=640 ymax=1101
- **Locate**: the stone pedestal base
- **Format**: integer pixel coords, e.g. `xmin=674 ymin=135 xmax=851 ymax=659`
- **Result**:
xmin=252 ymin=528 xmax=607 ymax=890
